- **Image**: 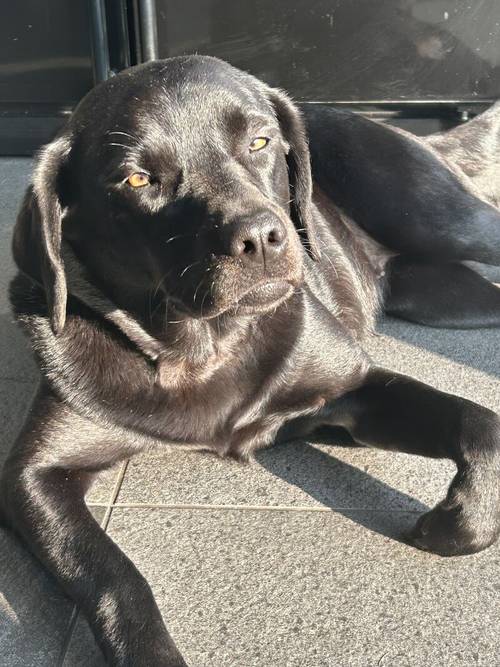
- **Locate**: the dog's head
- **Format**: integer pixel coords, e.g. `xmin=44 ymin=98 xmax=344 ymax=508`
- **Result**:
xmin=14 ymin=56 xmax=321 ymax=333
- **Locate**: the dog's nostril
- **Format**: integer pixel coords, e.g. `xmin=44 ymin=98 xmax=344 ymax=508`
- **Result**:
xmin=243 ymin=240 xmax=256 ymax=254
xmin=228 ymin=215 xmax=287 ymax=263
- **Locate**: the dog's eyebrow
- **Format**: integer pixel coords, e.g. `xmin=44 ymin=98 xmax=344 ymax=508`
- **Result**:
xmin=224 ymin=109 xmax=275 ymax=135
xmin=107 ymin=130 xmax=139 ymax=141
xmin=246 ymin=112 xmax=272 ymax=123
xmin=104 ymin=130 xmax=142 ymax=150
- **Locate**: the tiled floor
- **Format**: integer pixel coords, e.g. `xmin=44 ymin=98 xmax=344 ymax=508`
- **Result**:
xmin=1 ymin=158 xmax=499 ymax=666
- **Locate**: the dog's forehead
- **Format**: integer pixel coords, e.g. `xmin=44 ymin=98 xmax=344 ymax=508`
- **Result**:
xmin=73 ymin=56 xmax=276 ymax=148
xmin=135 ymin=81 xmax=271 ymax=139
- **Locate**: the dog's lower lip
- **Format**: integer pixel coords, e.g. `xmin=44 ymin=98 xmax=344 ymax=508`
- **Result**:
xmin=237 ymin=281 xmax=293 ymax=308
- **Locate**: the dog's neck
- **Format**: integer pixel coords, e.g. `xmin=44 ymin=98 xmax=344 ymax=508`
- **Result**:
xmin=154 ymin=313 xmax=250 ymax=389
xmin=62 ymin=242 xmax=251 ymax=388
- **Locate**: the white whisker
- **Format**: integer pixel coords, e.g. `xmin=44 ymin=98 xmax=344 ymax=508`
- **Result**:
xmin=179 ymin=261 xmax=201 ymax=278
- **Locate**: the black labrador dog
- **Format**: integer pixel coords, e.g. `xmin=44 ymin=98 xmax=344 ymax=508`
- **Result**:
xmin=1 ymin=56 xmax=500 ymax=666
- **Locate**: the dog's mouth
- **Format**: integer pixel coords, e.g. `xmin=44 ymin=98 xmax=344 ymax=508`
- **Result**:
xmin=231 ymin=280 xmax=295 ymax=314
xmin=163 ymin=279 xmax=294 ymax=319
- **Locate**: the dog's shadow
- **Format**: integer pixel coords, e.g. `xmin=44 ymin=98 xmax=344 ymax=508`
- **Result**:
xmin=377 ymin=311 xmax=500 ymax=380
xmin=255 ymin=434 xmax=429 ymax=547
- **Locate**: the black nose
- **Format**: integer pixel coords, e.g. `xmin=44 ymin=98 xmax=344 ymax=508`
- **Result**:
xmin=227 ymin=213 xmax=288 ymax=267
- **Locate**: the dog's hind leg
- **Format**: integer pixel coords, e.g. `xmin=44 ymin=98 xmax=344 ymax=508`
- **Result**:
xmin=0 ymin=386 xmax=188 ymax=667
xmin=303 ymin=104 xmax=500 ymax=267
xmin=383 ymin=256 xmax=500 ymax=328
xmin=426 ymin=102 xmax=500 ymax=208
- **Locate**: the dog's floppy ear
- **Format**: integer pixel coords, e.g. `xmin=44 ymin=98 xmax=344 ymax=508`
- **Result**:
xmin=267 ymin=88 xmax=321 ymax=260
xmin=13 ymin=135 xmax=72 ymax=334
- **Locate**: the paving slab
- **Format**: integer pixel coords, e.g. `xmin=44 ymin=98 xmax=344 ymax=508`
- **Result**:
xmin=66 ymin=507 xmax=500 ymax=667
xmin=0 ymin=380 xmax=38 ymax=469
xmin=0 ymin=158 xmax=32 ymax=312
xmin=0 ymin=159 xmax=39 ymax=387
xmin=0 ymin=316 xmax=39 ymax=385
xmin=367 ymin=320 xmax=500 ymax=402
xmin=85 ymin=464 xmax=124 ymax=505
xmin=117 ymin=442 xmax=453 ymax=512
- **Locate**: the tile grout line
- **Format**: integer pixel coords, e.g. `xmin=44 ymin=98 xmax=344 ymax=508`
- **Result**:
xmin=101 ymin=460 xmax=130 ymax=530
xmin=58 ymin=460 xmax=130 ymax=666
xmin=86 ymin=501 xmax=424 ymax=514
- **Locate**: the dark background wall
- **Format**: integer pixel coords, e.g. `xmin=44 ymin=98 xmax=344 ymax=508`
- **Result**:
xmin=2 ymin=0 xmax=500 ymax=154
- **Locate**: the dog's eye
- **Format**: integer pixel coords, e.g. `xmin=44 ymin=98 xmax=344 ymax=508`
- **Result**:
xmin=126 ymin=172 xmax=150 ymax=188
xmin=249 ymin=137 xmax=269 ymax=152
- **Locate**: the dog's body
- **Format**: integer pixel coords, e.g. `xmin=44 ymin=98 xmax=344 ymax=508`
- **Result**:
xmin=303 ymin=103 xmax=500 ymax=328
xmin=2 ymin=57 xmax=500 ymax=666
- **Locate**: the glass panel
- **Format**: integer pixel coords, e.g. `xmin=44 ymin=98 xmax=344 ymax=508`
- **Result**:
xmin=156 ymin=0 xmax=500 ymax=102
xmin=0 ymin=0 xmax=93 ymax=106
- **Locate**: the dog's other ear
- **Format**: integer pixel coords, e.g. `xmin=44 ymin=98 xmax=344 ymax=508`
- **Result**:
xmin=267 ymin=88 xmax=321 ymax=260
xmin=13 ymin=135 xmax=72 ymax=334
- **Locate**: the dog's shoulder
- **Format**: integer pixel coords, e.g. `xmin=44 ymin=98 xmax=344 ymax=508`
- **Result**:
xmin=10 ymin=271 xmax=155 ymax=405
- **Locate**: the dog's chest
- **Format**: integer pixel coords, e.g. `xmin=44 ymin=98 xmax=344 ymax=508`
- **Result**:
xmin=140 ymin=328 xmax=365 ymax=458
xmin=220 ymin=326 xmax=369 ymax=460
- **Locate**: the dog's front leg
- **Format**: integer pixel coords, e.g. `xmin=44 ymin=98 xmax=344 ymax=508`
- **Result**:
xmin=0 ymin=387 xmax=188 ymax=667
xmin=326 ymin=367 xmax=500 ymax=556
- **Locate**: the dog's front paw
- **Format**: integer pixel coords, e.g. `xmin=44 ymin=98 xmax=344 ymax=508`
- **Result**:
xmin=410 ymin=480 xmax=500 ymax=557
xmin=410 ymin=503 xmax=478 ymax=556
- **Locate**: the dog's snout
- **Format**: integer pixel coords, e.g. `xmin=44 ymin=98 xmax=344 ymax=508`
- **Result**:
xmin=227 ymin=213 xmax=288 ymax=267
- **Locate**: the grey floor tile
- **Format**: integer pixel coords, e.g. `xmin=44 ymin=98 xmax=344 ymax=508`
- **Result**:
xmin=0 ymin=158 xmax=39 ymax=385
xmin=0 ymin=527 xmax=72 ymax=667
xmin=67 ymin=507 xmax=498 ymax=667
xmin=0 ymin=316 xmax=39 ymax=384
xmin=0 ymin=162 xmax=40 ymax=385
xmin=0 ymin=380 xmax=38 ymax=469
xmin=469 ymin=261 xmax=500 ymax=285
xmin=0 ymin=158 xmax=32 ymax=312
xmin=367 ymin=318 xmax=500 ymax=411
xmin=85 ymin=463 xmax=125 ymax=505
xmin=88 ymin=506 xmax=107 ymax=526
xmin=117 ymin=442 xmax=453 ymax=512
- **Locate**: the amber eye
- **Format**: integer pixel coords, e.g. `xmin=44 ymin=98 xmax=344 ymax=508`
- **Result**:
xmin=126 ymin=172 xmax=150 ymax=188
xmin=249 ymin=137 xmax=269 ymax=152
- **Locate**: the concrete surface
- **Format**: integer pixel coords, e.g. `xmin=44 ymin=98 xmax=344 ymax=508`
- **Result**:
xmin=0 ymin=158 xmax=499 ymax=666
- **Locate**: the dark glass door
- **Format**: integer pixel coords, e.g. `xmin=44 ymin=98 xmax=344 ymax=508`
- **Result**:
xmin=155 ymin=0 xmax=500 ymax=103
